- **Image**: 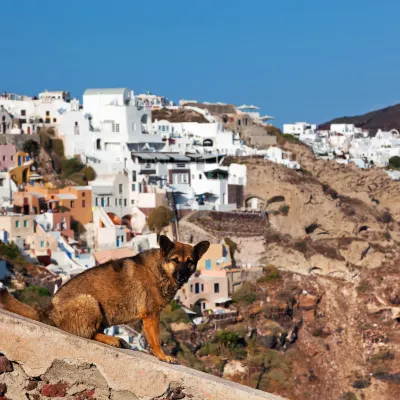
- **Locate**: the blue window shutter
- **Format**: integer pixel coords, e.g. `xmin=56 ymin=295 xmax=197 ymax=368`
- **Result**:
xmin=206 ymin=259 xmax=212 ymax=270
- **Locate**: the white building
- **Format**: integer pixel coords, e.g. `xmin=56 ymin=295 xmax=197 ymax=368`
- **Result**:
xmin=283 ymin=122 xmax=317 ymax=137
xmin=59 ymin=87 xmax=164 ymax=158
xmin=0 ymin=90 xmax=80 ymax=134
xmin=264 ymin=147 xmax=301 ymax=170
xmin=136 ymin=92 xmax=170 ymax=109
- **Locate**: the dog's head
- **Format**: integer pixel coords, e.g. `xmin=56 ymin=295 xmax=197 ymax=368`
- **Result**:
xmin=159 ymin=235 xmax=210 ymax=287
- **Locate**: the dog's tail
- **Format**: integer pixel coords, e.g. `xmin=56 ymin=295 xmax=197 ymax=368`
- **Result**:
xmin=0 ymin=286 xmax=41 ymax=321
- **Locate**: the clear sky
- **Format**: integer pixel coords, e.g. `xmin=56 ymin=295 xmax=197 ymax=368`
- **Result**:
xmin=1 ymin=0 xmax=400 ymax=127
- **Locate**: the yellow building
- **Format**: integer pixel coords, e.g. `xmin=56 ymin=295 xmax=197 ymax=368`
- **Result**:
xmin=8 ymin=151 xmax=43 ymax=186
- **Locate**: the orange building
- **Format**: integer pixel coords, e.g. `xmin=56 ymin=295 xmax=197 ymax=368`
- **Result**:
xmin=24 ymin=185 xmax=93 ymax=225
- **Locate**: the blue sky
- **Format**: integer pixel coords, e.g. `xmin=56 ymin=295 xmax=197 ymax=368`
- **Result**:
xmin=1 ymin=0 xmax=400 ymax=127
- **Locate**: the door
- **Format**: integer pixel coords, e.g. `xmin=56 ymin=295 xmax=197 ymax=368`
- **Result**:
xmin=116 ymin=236 xmax=120 ymax=247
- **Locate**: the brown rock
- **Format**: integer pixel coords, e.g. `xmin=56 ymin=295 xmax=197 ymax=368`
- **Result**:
xmin=0 ymin=356 xmax=12 ymax=373
xmin=0 ymin=383 xmax=6 ymax=395
xmin=41 ymin=382 xmax=69 ymax=397
xmin=298 ymin=294 xmax=318 ymax=310
xmin=26 ymin=380 xmax=38 ymax=391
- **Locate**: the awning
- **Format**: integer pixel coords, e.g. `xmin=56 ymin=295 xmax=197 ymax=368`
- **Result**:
xmin=214 ymin=297 xmax=232 ymax=304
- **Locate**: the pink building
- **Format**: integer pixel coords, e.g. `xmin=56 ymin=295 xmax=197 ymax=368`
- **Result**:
xmin=0 ymin=144 xmax=16 ymax=171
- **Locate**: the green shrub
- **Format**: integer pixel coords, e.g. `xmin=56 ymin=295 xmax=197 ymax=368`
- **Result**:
xmin=369 ymin=350 xmax=394 ymax=365
xmin=51 ymin=139 xmax=65 ymax=158
xmin=279 ymin=204 xmax=290 ymax=216
xmin=198 ymin=342 xmax=220 ymax=357
xmin=15 ymin=285 xmax=51 ymax=309
xmin=160 ymin=304 xmax=190 ymax=324
xmin=388 ymin=155 xmax=400 ymax=169
xmin=147 ymin=206 xmax=174 ymax=233
xmin=61 ymin=157 xmax=84 ymax=176
xmin=232 ymin=282 xmax=257 ymax=305
xmin=258 ymin=265 xmax=281 ymax=283
xmin=215 ymin=330 xmax=241 ymax=348
xmin=81 ymin=166 xmax=96 ymax=181
xmin=263 ymin=349 xmax=290 ymax=372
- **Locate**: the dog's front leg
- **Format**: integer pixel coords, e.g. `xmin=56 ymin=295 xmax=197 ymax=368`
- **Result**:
xmin=142 ymin=315 xmax=175 ymax=363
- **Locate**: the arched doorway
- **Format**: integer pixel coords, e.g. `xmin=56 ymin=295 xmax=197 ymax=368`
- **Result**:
xmin=107 ymin=212 xmax=121 ymax=225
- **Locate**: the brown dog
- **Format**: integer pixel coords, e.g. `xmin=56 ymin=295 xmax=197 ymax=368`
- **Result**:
xmin=0 ymin=236 xmax=210 ymax=363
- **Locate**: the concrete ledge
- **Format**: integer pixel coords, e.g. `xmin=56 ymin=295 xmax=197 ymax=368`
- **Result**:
xmin=0 ymin=310 xmax=286 ymax=400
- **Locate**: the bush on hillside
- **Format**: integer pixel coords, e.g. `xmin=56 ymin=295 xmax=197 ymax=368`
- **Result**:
xmin=147 ymin=206 xmax=174 ymax=234
xmin=232 ymin=282 xmax=257 ymax=305
xmin=81 ymin=166 xmax=96 ymax=181
xmin=15 ymin=285 xmax=51 ymax=309
xmin=23 ymin=139 xmax=41 ymax=159
xmin=388 ymin=156 xmax=400 ymax=169
xmin=61 ymin=157 xmax=84 ymax=176
xmin=257 ymin=265 xmax=281 ymax=283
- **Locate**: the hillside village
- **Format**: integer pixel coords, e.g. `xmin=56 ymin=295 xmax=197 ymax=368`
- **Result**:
xmin=1 ymin=89 xmax=400 ymax=400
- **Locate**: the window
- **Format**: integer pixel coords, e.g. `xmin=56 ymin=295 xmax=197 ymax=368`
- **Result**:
xmin=2 ymin=156 xmax=5 ymax=161
xmin=119 ymin=184 xmax=123 ymax=194
xmin=23 ymin=220 xmax=28 ymax=228
xmin=131 ymin=200 xmax=135 ymax=205
xmin=202 ymin=303 xmax=206 ymax=310
xmin=0 ymin=179 xmax=3 ymax=187
xmin=190 ymin=284 xmax=193 ymax=292
xmin=40 ymin=240 xmax=45 ymax=248
xmin=131 ymin=183 xmax=136 ymax=191
xmin=199 ymin=174 xmax=202 ymax=179
xmin=214 ymin=283 xmax=220 ymax=293
xmin=195 ymin=283 xmax=200 ymax=294
xmin=119 ymin=199 xmax=122 ymax=206
xmin=95 ymin=197 xmax=98 ymax=206
xmin=124 ymin=199 xmax=127 ymax=206
xmin=116 ymin=123 xmax=120 ymax=133
xmin=101 ymin=197 xmax=105 ymax=207
xmin=82 ymin=200 xmax=86 ymax=207
xmin=46 ymin=111 xmax=50 ymax=116
xmin=15 ymin=220 xmax=20 ymax=228
xmin=10 ymin=155 xmax=13 ymax=161
xmin=201 ymin=284 xmax=204 ymax=292
xmin=53 ymin=118 xmax=57 ymax=123
xmin=70 ymin=201 xmax=75 ymax=208
xmin=121 ymin=236 xmax=124 ymax=243
xmin=107 ymin=197 xmax=110 ymax=206
xmin=115 ymin=198 xmax=117 ymax=206
xmin=21 ymin=110 xmax=26 ymax=116
xmin=82 ymin=192 xmax=86 ymax=197
xmin=132 ymin=171 xmax=136 ymax=182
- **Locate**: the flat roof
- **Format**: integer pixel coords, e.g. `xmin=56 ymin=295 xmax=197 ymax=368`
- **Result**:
xmin=84 ymin=88 xmax=127 ymax=96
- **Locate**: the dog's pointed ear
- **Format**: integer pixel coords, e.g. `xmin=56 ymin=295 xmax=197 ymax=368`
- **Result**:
xmin=194 ymin=241 xmax=210 ymax=261
xmin=159 ymin=235 xmax=174 ymax=255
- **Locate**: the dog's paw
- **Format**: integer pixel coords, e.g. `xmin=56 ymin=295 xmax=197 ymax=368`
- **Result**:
xmin=159 ymin=354 xmax=177 ymax=364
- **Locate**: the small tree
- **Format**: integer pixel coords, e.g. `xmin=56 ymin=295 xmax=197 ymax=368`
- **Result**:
xmin=147 ymin=206 xmax=174 ymax=234
xmin=23 ymin=139 xmax=40 ymax=159
xmin=224 ymin=237 xmax=240 ymax=266
xmin=388 ymin=156 xmax=400 ymax=169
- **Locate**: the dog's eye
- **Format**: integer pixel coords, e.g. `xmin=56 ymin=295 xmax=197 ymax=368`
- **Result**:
xmin=171 ymin=258 xmax=179 ymax=263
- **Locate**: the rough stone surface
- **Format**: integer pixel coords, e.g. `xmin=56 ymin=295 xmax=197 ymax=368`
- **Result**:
xmin=0 ymin=310 xmax=285 ymax=400
xmin=0 ymin=356 xmax=12 ymax=374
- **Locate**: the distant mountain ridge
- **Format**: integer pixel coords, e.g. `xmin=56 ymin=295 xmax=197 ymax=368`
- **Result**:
xmin=319 ymin=103 xmax=400 ymax=134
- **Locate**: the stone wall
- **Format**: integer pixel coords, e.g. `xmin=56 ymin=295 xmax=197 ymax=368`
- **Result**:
xmin=0 ymin=310 xmax=285 ymax=400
